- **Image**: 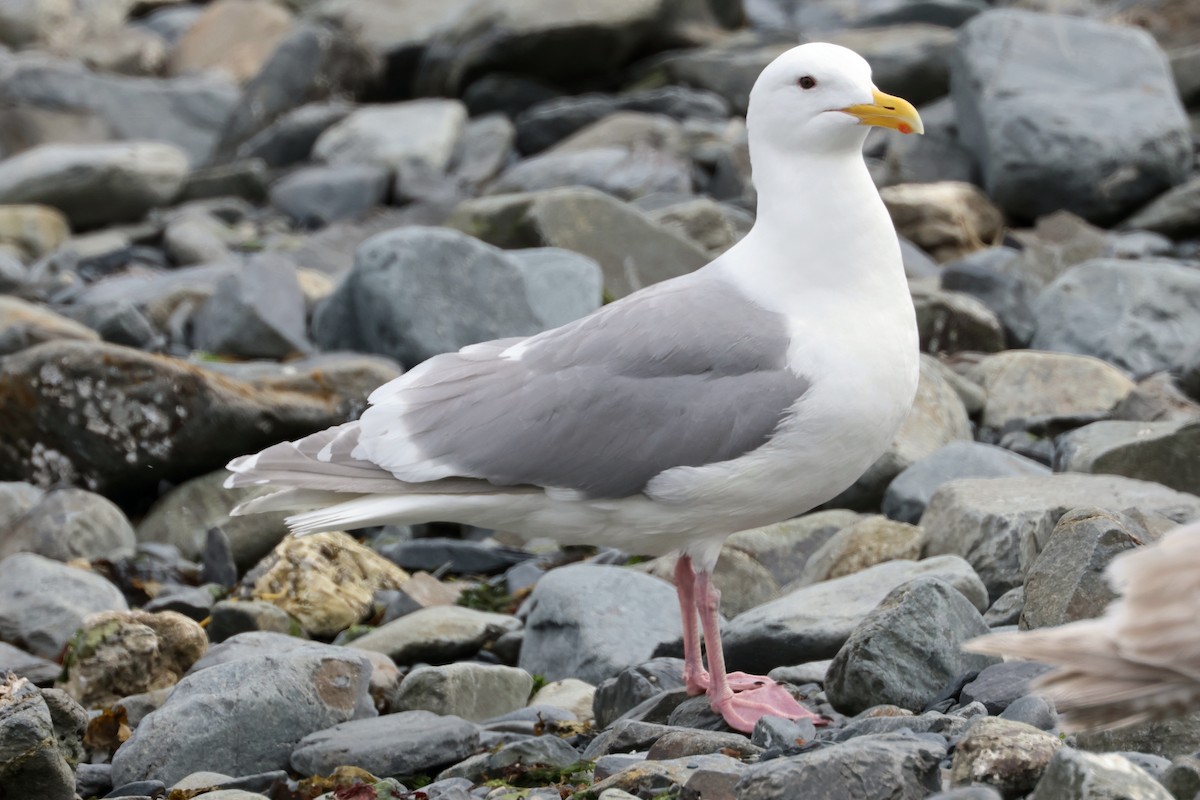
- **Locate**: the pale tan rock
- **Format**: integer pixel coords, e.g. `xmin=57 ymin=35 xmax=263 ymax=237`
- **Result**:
xmin=399 ymin=571 xmax=464 ymax=608
xmin=797 ymin=516 xmax=926 ymax=586
xmin=636 ymin=547 xmax=779 ymax=617
xmin=727 ymin=510 xmax=862 ymax=586
xmin=0 ymin=204 xmax=70 ymax=261
xmin=880 ymin=181 xmax=1005 ymax=262
xmin=531 ymin=678 xmax=596 ymax=721
xmin=0 ymin=296 xmax=99 ymax=356
xmin=169 ymin=0 xmax=296 ymax=84
xmin=249 ymin=531 xmax=410 ymax=637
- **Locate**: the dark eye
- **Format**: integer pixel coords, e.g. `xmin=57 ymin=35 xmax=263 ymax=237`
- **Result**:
xmin=798 ymin=76 xmax=817 ymax=90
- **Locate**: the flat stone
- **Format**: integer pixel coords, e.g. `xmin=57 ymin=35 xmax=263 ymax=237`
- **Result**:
xmin=487 ymin=146 xmax=692 ymax=201
xmin=960 ymin=662 xmax=1054 ymax=714
xmin=394 ymin=663 xmax=532 ymax=721
xmin=950 ymin=717 xmax=1063 ymax=798
xmin=269 ymin=163 xmax=391 ymax=228
xmin=350 ymin=605 xmax=520 ymax=665
xmin=290 ymin=709 xmax=479 ymax=777
xmin=1030 ymin=749 xmax=1172 ymax=800
xmin=822 ymin=708 xmax=974 ymax=743
xmin=922 ymin=474 xmax=1200 ymax=602
xmin=722 ymin=555 xmax=987 ymax=671
xmin=1058 ymin=419 xmax=1200 ymax=499
xmin=1120 ymin=174 xmax=1200 ymax=238
xmin=646 ymin=728 xmax=761 ymax=760
xmin=0 ymin=552 xmax=128 ymax=659
xmin=518 ymin=564 xmax=683 ymax=685
xmin=589 ymin=752 xmax=745 ymax=798
xmin=313 ymin=100 xmax=466 ymax=172
xmin=0 ymin=640 xmax=59 ymax=684
xmin=826 ymin=577 xmax=999 ymax=715
xmin=796 ymin=515 xmax=925 ymax=586
xmin=378 ymin=537 xmax=534 ymax=576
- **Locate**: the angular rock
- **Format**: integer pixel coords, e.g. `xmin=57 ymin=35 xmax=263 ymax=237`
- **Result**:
xmin=290 ymin=709 xmax=479 ymax=778
xmin=531 ymin=678 xmax=595 ymax=722
xmin=1111 ymin=373 xmax=1200 ymax=424
xmin=921 ymin=475 xmax=1200 ymax=602
xmin=1056 ymin=419 xmax=1200 ymax=496
xmin=0 ymin=142 xmax=188 ymax=229
xmin=1121 ymin=174 xmax=1200 ymax=239
xmin=312 ymin=226 xmax=600 ymax=367
xmin=191 ymin=255 xmax=310 ymax=359
xmin=884 ymin=441 xmax=1049 ymax=525
xmin=911 ymin=284 xmax=1006 ymax=355
xmin=448 ymin=187 xmax=708 ymax=299
xmin=797 ymin=515 xmax=925 ymax=586
xmin=0 ymin=553 xmax=128 ymax=659
xmin=635 ymin=545 xmax=779 ymax=618
xmin=735 ymin=732 xmax=945 ymax=800
xmin=1030 ymin=749 xmax=1172 ymax=800
xmin=0 ymin=674 xmax=76 ymax=800
xmin=350 ymin=605 xmax=520 ymax=665
xmin=950 ymin=717 xmax=1062 ymax=798
xmin=951 ymin=10 xmax=1191 ymax=225
xmin=960 ymin=662 xmax=1055 ymax=715
xmin=940 ymin=246 xmax=1036 ymax=347
xmin=593 ymin=658 xmax=686 ymax=729
xmin=235 ymin=101 xmax=353 ymax=168
xmin=646 ymin=197 xmax=751 ymax=255
xmin=519 ymin=564 xmax=683 ymax=685
xmin=1000 ymin=694 xmax=1058 ymax=731
xmin=0 ymin=341 xmax=394 ymax=494
xmin=826 ymin=577 xmax=998 ymax=715
xmin=591 ymin=752 xmax=745 ymax=798
xmin=968 ymin=350 xmax=1135 ymax=432
xmin=549 ymin=112 xmax=684 ymax=157
xmin=726 ymin=511 xmax=861 ymax=587
xmin=314 ymin=100 xmax=466 ymax=172
xmin=1032 ymin=259 xmax=1200 ymax=376
xmin=394 ymin=663 xmax=532 ymax=721
xmin=722 ymin=555 xmax=987 ymax=672
xmin=0 ymin=485 xmax=135 ymax=562
xmin=269 ymin=164 xmax=390 ymax=227
xmin=487 ymin=146 xmax=692 ymax=201
xmin=168 ymin=0 xmax=295 ymax=85
xmin=880 ymin=181 xmax=1004 ymax=263
xmin=111 ymin=648 xmax=374 ymax=787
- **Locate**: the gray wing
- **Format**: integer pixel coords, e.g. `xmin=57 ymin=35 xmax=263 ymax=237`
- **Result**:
xmin=353 ymin=276 xmax=809 ymax=498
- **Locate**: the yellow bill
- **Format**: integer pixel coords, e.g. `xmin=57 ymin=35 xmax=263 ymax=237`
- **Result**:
xmin=839 ymin=88 xmax=924 ymax=135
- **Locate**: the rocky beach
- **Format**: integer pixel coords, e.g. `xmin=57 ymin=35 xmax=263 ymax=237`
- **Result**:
xmin=1 ymin=0 xmax=1200 ymax=798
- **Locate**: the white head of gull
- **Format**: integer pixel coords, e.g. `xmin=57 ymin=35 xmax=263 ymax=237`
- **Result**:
xmin=225 ymin=42 xmax=924 ymax=732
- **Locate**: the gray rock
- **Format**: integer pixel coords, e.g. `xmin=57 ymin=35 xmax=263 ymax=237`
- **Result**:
xmin=162 ymin=209 xmax=235 ymax=266
xmin=735 ymin=732 xmax=945 ymax=799
xmin=0 ymin=142 xmax=188 ymax=229
xmin=0 ymin=674 xmax=76 ymax=800
xmin=584 ymin=719 xmax=674 ymax=759
xmin=444 ymin=735 xmax=580 ymax=782
xmin=505 ymin=248 xmax=603 ymax=330
xmin=235 ymin=101 xmax=353 ymax=168
xmin=646 ymin=37 xmax=792 ymax=117
xmin=951 ymin=10 xmax=1190 ymax=225
xmin=1056 ymin=419 xmax=1200 ymax=496
xmin=394 ymin=663 xmax=532 ymax=721
xmin=0 ymin=553 xmax=128 ymax=659
xmin=1000 ymin=694 xmax=1058 ymax=731
xmin=203 ymin=600 xmax=304 ymax=644
xmin=487 ymin=146 xmax=692 ymax=201
xmin=312 ymin=226 xmax=599 ymax=368
xmin=0 ymin=486 xmax=136 ymax=562
xmin=751 ymin=714 xmax=818 ymax=750
xmin=1111 ymin=373 xmax=1200 ymax=424
xmin=922 ymin=475 xmax=1200 ymax=602
xmin=192 ymin=255 xmax=311 ymax=359
xmin=1074 ymin=713 xmax=1200 ymax=760
xmin=111 ymin=648 xmax=374 ymax=786
xmin=1032 ymin=259 xmax=1200 ymax=376
xmin=747 ymin=0 xmax=983 ymax=33
xmin=593 ymin=658 xmax=686 ymax=729
xmin=1120 ymin=174 xmax=1200 ymax=239
xmin=519 ymin=564 xmax=683 ymax=685
xmin=314 ymin=100 xmax=466 ymax=173
xmin=826 ymin=577 xmax=998 ymax=715
xmin=726 ymin=511 xmax=862 ymax=587
xmin=448 ymin=187 xmax=708 ymax=300
xmin=450 ymin=113 xmax=514 ymax=190
xmin=269 ymin=164 xmax=391 ymax=227
xmin=377 ymin=537 xmax=532 ymax=576
xmin=940 ymin=246 xmax=1037 ymax=346
xmin=926 ymin=790 xmax=1002 ymax=800
xmin=178 ymin=159 xmax=270 ymax=206
xmin=290 ymin=709 xmax=479 ymax=778
xmin=911 ymin=284 xmax=1006 ymax=355
xmin=350 ymin=605 xmax=520 ymax=665
xmin=142 ymin=585 xmax=219 ymax=621
xmin=1021 ymin=508 xmax=1150 ymax=630
xmin=1162 ymin=754 xmax=1200 ymax=800
xmin=1030 ymin=749 xmax=1172 ymax=800
xmin=796 ymin=516 xmax=925 ymax=587
xmin=76 ymin=763 xmax=114 ymax=798
xmin=960 ymin=662 xmax=1054 ymax=714
xmin=646 ymin=197 xmax=752 ymax=255
xmin=822 ymin=709 xmax=974 ymax=743
xmin=722 ymin=555 xmax=987 ymax=672
xmin=950 ymin=716 xmax=1063 ymax=799
xmin=0 ymin=52 xmax=239 ymax=166
xmin=883 ymin=441 xmax=1050 ymax=524
xmin=0 ymin=296 xmax=100 ymax=357
xmin=0 ymin=641 xmax=60 ymax=684
xmin=826 ymin=24 xmax=955 ymax=107
xmin=647 ymin=728 xmax=761 ymax=760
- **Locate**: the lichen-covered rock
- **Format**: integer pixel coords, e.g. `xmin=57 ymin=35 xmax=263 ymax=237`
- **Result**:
xmin=950 ymin=717 xmax=1062 ymax=798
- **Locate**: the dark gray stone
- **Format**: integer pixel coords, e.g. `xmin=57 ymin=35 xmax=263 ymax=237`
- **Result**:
xmin=0 ymin=486 xmax=136 ymax=562
xmin=951 ymin=10 xmax=1191 ymax=225
xmin=593 ymin=659 xmax=686 ymax=729
xmin=111 ymin=648 xmax=375 ymax=786
xmin=141 ymin=585 xmax=218 ymax=622
xmin=519 ymin=564 xmax=682 ymax=685
xmin=735 ymin=732 xmax=945 ymax=800
xmin=0 ymin=552 xmax=129 ymax=659
xmin=826 ymin=577 xmax=999 ymax=715
xmin=105 ymin=780 xmax=165 ymax=798
xmin=290 ymin=709 xmax=479 ymax=778
xmin=236 ymin=101 xmax=354 ymax=168
xmin=1162 ymin=754 xmax=1200 ymax=800
xmin=960 ymin=662 xmax=1054 ymax=714
xmin=750 ymin=715 xmax=818 ymax=750
xmin=883 ymin=441 xmax=1049 ymax=524
xmin=1021 ymin=508 xmax=1148 ymax=630
xmin=1073 ymin=713 xmax=1200 ymax=760
xmin=1000 ymin=694 xmax=1058 ymax=731
xmin=1055 ymin=419 xmax=1200 ymax=496
xmin=269 ymin=164 xmax=391 ymax=227
xmin=0 ymin=641 xmax=60 ymax=684
xmin=1111 ymin=373 xmax=1200 ymax=424
xmin=746 ymin=0 xmax=983 ymax=33
xmin=647 ymin=728 xmax=761 ymax=760
xmin=1120 ymin=174 xmax=1200 ymax=239
xmin=487 ymin=146 xmax=692 ymax=202
xmin=983 ymin=586 xmax=1023 ymax=628
xmin=378 ymin=538 xmax=533 ymax=575
xmin=192 ymin=255 xmax=310 ymax=360
xmin=1030 ymin=748 xmax=1173 ymax=800
xmin=940 ymin=246 xmax=1037 ymax=346
xmin=582 ymin=719 xmax=673 ymax=759
xmin=1032 ymin=259 xmax=1200 ymax=376
xmin=0 ymin=675 xmax=75 ymax=800
xmin=76 ymin=763 xmax=114 ymax=798
xmin=822 ymin=709 xmax=974 ymax=744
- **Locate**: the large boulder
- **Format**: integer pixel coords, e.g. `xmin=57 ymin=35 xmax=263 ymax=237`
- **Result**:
xmin=950 ymin=10 xmax=1190 ymax=225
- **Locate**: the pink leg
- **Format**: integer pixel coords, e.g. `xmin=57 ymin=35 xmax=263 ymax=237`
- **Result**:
xmin=694 ymin=569 xmax=825 ymax=733
xmin=674 ymin=555 xmax=709 ymax=696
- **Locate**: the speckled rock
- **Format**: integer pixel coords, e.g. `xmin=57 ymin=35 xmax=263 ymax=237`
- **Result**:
xmin=951 ymin=717 xmax=1062 ymax=798
xmin=726 ymin=511 xmax=862 ymax=586
xmin=797 ymin=515 xmax=925 ymax=586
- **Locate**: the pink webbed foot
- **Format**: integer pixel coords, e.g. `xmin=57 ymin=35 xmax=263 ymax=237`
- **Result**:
xmin=711 ymin=680 xmax=826 ymax=734
xmin=686 ymin=669 xmax=780 ymax=694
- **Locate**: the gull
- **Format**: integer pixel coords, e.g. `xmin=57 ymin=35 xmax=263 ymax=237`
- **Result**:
xmin=226 ymin=42 xmax=924 ymax=733
xmin=966 ymin=519 xmax=1200 ymax=731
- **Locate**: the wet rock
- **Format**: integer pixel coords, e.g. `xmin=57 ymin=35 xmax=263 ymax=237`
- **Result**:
xmin=111 ymin=647 xmax=374 ymax=786
xmin=0 ymin=485 xmax=135 ymax=562
xmin=951 ymin=9 xmax=1190 ymax=225
xmin=960 ymin=662 xmax=1054 ymax=715
xmin=290 ymin=709 xmax=479 ymax=778
xmin=797 ymin=515 xmax=925 ymax=586
xmin=722 ymin=555 xmax=987 ymax=672
xmin=593 ymin=658 xmax=686 ymax=729
xmin=0 ymin=674 xmax=76 ymax=800
xmin=883 ymin=442 xmax=1049 ymax=525
xmin=968 ymin=350 xmax=1135 ymax=432
xmin=488 ymin=146 xmax=692 ymax=202
xmin=1030 ymin=749 xmax=1172 ymax=799
xmin=269 ymin=164 xmax=391 ymax=227
xmin=0 ymin=553 xmax=128 ymax=659
xmin=1032 ymin=259 xmax=1200 ymax=375
xmin=726 ymin=511 xmax=861 ymax=586
xmin=60 ymin=610 xmax=207 ymax=708
xmin=192 ymin=254 xmax=310 ymax=359
xmin=0 ymin=142 xmax=188 ymax=229
xmin=940 ymin=246 xmax=1036 ymax=347
xmin=880 ymin=181 xmax=1004 ymax=263
xmin=951 ymin=717 xmax=1062 ymax=798
xmin=826 ymin=577 xmax=998 ymax=715
xmin=313 ymin=226 xmax=600 ymax=367
xmin=449 ymin=187 xmax=708 ymax=299
xmin=168 ymin=0 xmax=295 ymax=85
xmin=735 ymin=732 xmax=945 ymax=800
xmin=395 ymin=663 xmax=532 ymax=721
xmin=0 ymin=341 xmax=393 ymax=494
xmin=922 ymin=474 xmax=1200 ymax=602
xmin=911 ymin=285 xmax=1006 ymax=355
xmin=351 ymin=605 xmax=520 ymax=665
xmin=1058 ymin=420 xmax=1200 ymax=499
xmin=519 ymin=564 xmax=682 ymax=685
